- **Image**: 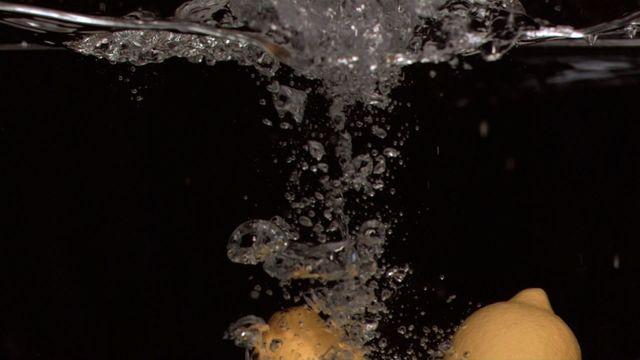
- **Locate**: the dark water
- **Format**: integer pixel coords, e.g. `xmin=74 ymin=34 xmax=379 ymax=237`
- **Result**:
xmin=2 ymin=1 xmax=640 ymax=360
xmin=2 ymin=44 xmax=640 ymax=360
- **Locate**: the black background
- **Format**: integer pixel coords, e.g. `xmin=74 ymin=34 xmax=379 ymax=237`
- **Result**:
xmin=2 ymin=1 xmax=640 ymax=359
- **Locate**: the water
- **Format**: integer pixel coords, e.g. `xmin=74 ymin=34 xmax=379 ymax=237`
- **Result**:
xmin=3 ymin=0 xmax=640 ymax=358
xmin=3 ymin=0 xmax=637 ymax=101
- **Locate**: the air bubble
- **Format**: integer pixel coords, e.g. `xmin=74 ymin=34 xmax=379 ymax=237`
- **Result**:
xmin=298 ymin=216 xmax=313 ymax=227
xmin=371 ymin=125 xmax=388 ymax=139
xmin=383 ymin=147 xmax=400 ymax=158
xmin=280 ymin=122 xmax=292 ymax=130
xmin=270 ymin=339 xmax=283 ymax=351
xmin=227 ymin=220 xmax=288 ymax=265
xmin=307 ymin=140 xmax=326 ymax=161
xmin=225 ymin=315 xmax=266 ymax=349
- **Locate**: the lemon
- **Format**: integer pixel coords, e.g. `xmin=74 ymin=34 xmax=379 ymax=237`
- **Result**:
xmin=254 ymin=306 xmax=364 ymax=360
xmin=445 ymin=288 xmax=581 ymax=360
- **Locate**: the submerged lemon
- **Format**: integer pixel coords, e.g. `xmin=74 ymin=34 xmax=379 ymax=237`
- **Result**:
xmin=446 ymin=288 xmax=581 ymax=360
xmin=254 ymin=306 xmax=364 ymax=360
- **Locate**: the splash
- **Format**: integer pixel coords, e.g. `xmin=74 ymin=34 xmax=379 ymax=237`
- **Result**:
xmin=3 ymin=0 xmax=630 ymax=101
xmin=62 ymin=0 xmax=558 ymax=103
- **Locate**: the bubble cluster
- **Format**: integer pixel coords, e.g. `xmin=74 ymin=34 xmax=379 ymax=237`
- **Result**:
xmin=67 ymin=0 xmax=540 ymax=103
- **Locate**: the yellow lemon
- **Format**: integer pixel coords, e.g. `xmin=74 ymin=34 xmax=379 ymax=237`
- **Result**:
xmin=255 ymin=306 xmax=364 ymax=360
xmin=445 ymin=288 xmax=581 ymax=360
